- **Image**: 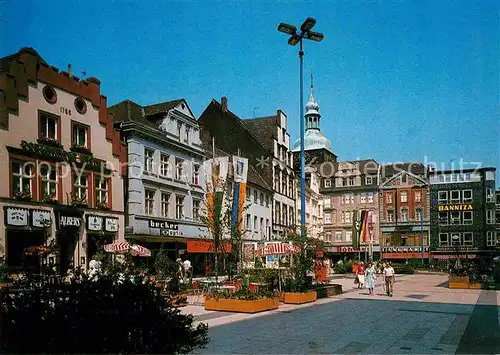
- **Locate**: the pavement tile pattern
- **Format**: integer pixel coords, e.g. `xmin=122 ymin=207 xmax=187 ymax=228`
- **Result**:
xmin=184 ymin=274 xmax=500 ymax=354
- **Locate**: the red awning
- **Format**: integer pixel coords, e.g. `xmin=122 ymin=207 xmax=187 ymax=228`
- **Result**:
xmin=255 ymin=243 xmax=301 ymax=256
xmin=187 ymin=240 xmax=232 ymax=254
xmin=104 ymin=242 xmax=151 ymax=257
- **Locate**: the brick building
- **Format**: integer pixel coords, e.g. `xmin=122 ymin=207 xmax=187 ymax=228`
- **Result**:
xmin=378 ymin=163 xmax=430 ymax=261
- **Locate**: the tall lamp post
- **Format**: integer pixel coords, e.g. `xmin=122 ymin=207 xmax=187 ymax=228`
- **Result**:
xmin=278 ymin=18 xmax=324 ymax=239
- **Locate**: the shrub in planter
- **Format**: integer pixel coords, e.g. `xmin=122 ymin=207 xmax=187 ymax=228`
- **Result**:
xmin=393 ymin=264 xmax=415 ymax=274
xmin=334 ymin=261 xmax=353 ymax=274
xmin=0 ymin=277 xmax=209 ymax=354
xmin=205 ymin=288 xmax=279 ymax=313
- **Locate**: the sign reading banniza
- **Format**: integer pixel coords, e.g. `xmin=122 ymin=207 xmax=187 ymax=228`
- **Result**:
xmin=438 ymin=204 xmax=473 ymax=212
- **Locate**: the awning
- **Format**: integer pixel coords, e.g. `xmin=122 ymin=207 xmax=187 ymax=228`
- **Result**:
xmin=187 ymin=240 xmax=232 ymax=253
xmin=255 ymin=243 xmax=301 ymax=256
xmin=104 ymin=242 xmax=151 ymax=257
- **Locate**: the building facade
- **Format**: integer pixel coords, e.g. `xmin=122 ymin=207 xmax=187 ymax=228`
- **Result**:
xmin=0 ymin=48 xmax=126 ymax=275
xmin=429 ymin=167 xmax=498 ymax=262
xmin=296 ymin=168 xmax=323 ymax=239
xmin=378 ymin=163 xmax=430 ymax=261
xmin=322 ymin=160 xmax=380 ymax=260
xmin=109 ymin=99 xmax=208 ymax=266
xmin=242 ymin=111 xmax=296 ymax=238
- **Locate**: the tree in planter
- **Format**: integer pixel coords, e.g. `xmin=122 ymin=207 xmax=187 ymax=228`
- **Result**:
xmin=283 ymin=231 xmax=327 ymax=293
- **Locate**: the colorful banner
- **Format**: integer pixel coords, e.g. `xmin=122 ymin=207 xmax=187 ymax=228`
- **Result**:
xmin=352 ymin=210 xmax=359 ymax=248
xmin=205 ymin=156 xmax=229 ymax=250
xmin=231 ymin=156 xmax=248 ymax=232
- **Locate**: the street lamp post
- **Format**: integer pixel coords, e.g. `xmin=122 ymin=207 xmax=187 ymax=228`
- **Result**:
xmin=420 ymin=210 xmax=424 ymax=266
xmin=278 ymin=18 xmax=324 ymax=239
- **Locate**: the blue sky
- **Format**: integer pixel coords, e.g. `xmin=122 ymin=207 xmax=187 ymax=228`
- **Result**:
xmin=2 ymin=0 xmax=498 ymax=182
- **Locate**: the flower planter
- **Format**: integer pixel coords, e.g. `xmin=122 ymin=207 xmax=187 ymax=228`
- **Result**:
xmin=205 ymin=297 xmax=279 ymax=313
xmin=278 ymin=292 xmax=285 ymax=302
xmin=449 ymin=276 xmax=482 ymax=289
xmin=315 ymin=284 xmax=343 ymax=299
xmin=283 ymin=291 xmax=317 ymax=304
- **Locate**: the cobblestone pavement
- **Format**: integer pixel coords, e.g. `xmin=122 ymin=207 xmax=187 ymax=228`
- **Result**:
xmin=185 ymin=274 xmax=500 ymax=354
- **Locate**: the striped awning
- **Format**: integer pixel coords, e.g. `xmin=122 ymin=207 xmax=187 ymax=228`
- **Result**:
xmin=255 ymin=243 xmax=301 ymax=256
xmin=104 ymin=242 xmax=151 ymax=257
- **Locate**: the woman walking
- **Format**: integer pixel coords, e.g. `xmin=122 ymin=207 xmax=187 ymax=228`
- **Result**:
xmin=379 ymin=261 xmax=386 ymax=294
xmin=365 ymin=262 xmax=376 ymax=295
xmin=357 ymin=262 xmax=365 ymax=289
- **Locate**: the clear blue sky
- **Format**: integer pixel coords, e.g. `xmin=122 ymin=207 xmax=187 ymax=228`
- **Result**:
xmin=2 ymin=0 xmax=498 ymax=183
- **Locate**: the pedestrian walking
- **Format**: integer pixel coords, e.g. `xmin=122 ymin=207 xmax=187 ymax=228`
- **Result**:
xmin=379 ymin=261 xmax=386 ymax=294
xmin=383 ymin=262 xmax=395 ymax=296
xmin=183 ymin=258 xmax=193 ymax=284
xmin=357 ymin=261 xmax=365 ymax=289
xmin=365 ymin=262 xmax=376 ymax=295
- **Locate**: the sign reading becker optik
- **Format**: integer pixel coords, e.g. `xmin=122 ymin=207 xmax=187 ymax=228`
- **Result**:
xmin=437 ymin=204 xmax=473 ymax=212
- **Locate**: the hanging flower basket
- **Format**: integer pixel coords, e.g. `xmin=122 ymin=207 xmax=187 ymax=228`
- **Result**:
xmin=24 ymin=245 xmax=54 ymax=256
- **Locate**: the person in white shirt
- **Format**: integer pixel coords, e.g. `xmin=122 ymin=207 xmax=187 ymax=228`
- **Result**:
xmin=383 ymin=262 xmax=395 ymax=297
xmin=183 ymin=259 xmax=192 ymax=283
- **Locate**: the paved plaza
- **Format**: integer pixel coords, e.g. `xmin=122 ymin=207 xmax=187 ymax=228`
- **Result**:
xmin=184 ymin=274 xmax=500 ymax=354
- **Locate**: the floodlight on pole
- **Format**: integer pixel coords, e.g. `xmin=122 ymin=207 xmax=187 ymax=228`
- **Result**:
xmin=277 ymin=17 xmax=324 ymax=239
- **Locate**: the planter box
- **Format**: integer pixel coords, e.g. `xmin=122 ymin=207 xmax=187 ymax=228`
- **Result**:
xmin=315 ymin=284 xmax=343 ymax=299
xmin=283 ymin=291 xmax=317 ymax=304
xmin=278 ymin=292 xmax=285 ymax=302
xmin=449 ymin=276 xmax=482 ymax=289
xmin=205 ymin=297 xmax=279 ymax=313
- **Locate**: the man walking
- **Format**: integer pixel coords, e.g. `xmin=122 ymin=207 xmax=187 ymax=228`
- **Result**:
xmin=183 ymin=258 xmax=192 ymax=284
xmin=383 ymin=262 xmax=395 ymax=296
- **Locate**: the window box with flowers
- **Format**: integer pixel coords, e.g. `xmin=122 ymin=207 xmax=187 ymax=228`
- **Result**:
xmin=70 ymin=193 xmax=88 ymax=208
xmin=41 ymin=194 xmax=60 ymax=205
xmin=37 ymin=137 xmax=63 ymax=149
xmin=70 ymin=145 xmax=92 ymax=156
xmin=95 ymin=202 xmax=110 ymax=211
xmin=13 ymin=190 xmax=32 ymax=202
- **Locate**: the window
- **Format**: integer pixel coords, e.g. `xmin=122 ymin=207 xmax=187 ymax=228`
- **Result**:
xmin=254 ymin=190 xmax=258 ymax=203
xmin=324 ymin=197 xmax=331 ymax=208
xmin=415 ymin=208 xmax=423 ymax=221
xmin=451 ymin=233 xmax=461 ymax=246
xmin=401 ymin=173 xmax=407 ymax=183
xmin=400 ymin=191 xmax=407 ymax=203
xmin=450 ymin=190 xmax=460 ymax=203
xmin=342 ymin=178 xmax=347 ymax=187
xmin=345 ymin=231 xmax=352 ymax=241
xmin=400 ymin=208 xmax=409 ymax=222
xmin=281 ymin=173 xmax=286 ymax=194
xmin=288 ymin=176 xmax=293 ymax=197
xmin=463 ymin=190 xmax=472 ymax=202
xmin=73 ymin=174 xmax=88 ymax=200
xmin=74 ymin=97 xmax=87 ymax=114
xmin=335 ymin=231 xmax=342 ymax=241
xmin=94 ymin=177 xmax=108 ymax=205
xmin=365 ymin=176 xmax=373 ymax=185
xmin=463 ymin=211 xmax=473 ymax=225
xmin=486 ymin=171 xmax=495 ymax=180
xmin=386 ymin=192 xmax=393 ymax=204
xmin=260 ymin=193 xmax=264 ymax=206
xmin=254 ymin=216 xmax=258 ymax=231
xmin=246 ymin=188 xmax=251 ymax=201
xmin=175 ymin=158 xmax=184 ymax=180
xmin=245 ymin=214 xmax=250 ymax=230
xmin=192 ymin=164 xmax=200 ymax=185
xmin=161 ymin=192 xmax=170 ymax=217
xmin=265 ymin=195 xmax=269 ymax=207
xmin=463 ymin=232 xmax=473 ymax=246
xmin=192 ymin=199 xmax=201 ymax=220
xmin=450 ymin=211 xmax=460 ymax=225
xmin=40 ymin=165 xmax=57 ymax=199
xmin=184 ymin=127 xmax=190 ymax=143
xmin=438 ymin=212 xmax=448 ymax=225
xmin=341 ymin=212 xmax=345 ymax=224
xmin=486 ymin=232 xmax=494 ymax=246
xmin=486 ymin=210 xmax=495 ymax=224
xmin=72 ymin=124 xmax=88 ymax=147
xmin=175 ymin=195 xmax=184 ymax=219
xmin=345 ymin=211 xmax=352 ymax=224
xmin=260 ymin=217 xmax=264 ymax=235
xmin=283 ymin=208 xmax=288 ymax=227
xmin=145 ymin=189 xmax=155 ymax=215
xmin=439 ymin=233 xmax=449 ymax=247
xmin=414 ymin=191 xmax=422 ymax=203
xmin=274 ymin=173 xmax=279 ymax=190
xmin=289 ymin=206 xmax=294 ymax=225
xmin=324 ymin=213 xmax=331 ymax=224
xmin=368 ymin=192 xmax=374 ymax=203
xmin=360 ymin=194 xmax=367 ymax=204
xmin=486 ymin=188 xmax=494 ymax=202
xmin=160 ymin=154 xmax=169 ymax=177
xmin=348 ymin=177 xmax=355 ymax=186
xmin=39 ymin=112 xmax=58 ymax=140
xmin=275 ymin=203 xmax=281 ymax=225
xmin=350 ymin=194 xmax=355 ymax=204
xmin=11 ymin=161 xmax=33 ymax=197
xmin=42 ymin=86 xmax=57 ymax=104
xmin=144 ymin=148 xmax=154 ymax=173
xmin=438 ymin=191 xmax=448 ymax=203
xmin=324 ymin=179 xmax=332 ymax=188
xmin=387 ymin=210 xmax=394 ymax=222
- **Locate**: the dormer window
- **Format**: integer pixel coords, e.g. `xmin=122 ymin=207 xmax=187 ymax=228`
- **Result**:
xmin=184 ymin=127 xmax=190 ymax=143
xmin=177 ymin=122 xmax=182 ymax=138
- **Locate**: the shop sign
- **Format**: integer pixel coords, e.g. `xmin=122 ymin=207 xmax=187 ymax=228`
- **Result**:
xmin=186 ymin=240 xmax=232 ymax=253
xmin=382 ymin=246 xmax=429 ymax=253
xmin=32 ymin=210 xmax=51 ymax=228
xmin=435 ymin=246 xmax=478 ymax=252
xmin=5 ymin=207 xmax=29 ymax=227
xmin=149 ymin=219 xmax=180 ymax=236
xmin=105 ymin=218 xmax=119 ymax=233
xmin=384 ymin=252 xmax=429 ymax=259
xmin=438 ymin=204 xmax=472 ymax=212
xmin=86 ymin=215 xmax=104 ymax=232
xmin=58 ymin=215 xmax=81 ymax=229
xmin=337 ymin=246 xmax=368 ymax=253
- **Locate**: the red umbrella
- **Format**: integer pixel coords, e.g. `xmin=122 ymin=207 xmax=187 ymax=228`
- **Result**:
xmin=104 ymin=242 xmax=151 ymax=257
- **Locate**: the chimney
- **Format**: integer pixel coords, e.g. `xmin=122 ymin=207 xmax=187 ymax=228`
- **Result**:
xmin=68 ymin=64 xmax=72 ymax=77
xmin=221 ymin=96 xmax=228 ymax=112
